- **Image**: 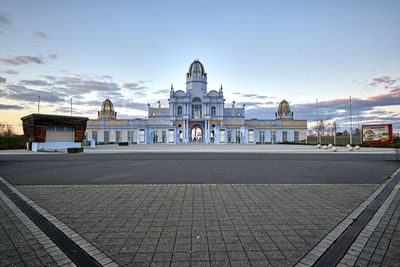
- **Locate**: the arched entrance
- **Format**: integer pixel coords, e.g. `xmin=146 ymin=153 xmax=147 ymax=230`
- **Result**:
xmin=191 ymin=125 xmax=203 ymax=142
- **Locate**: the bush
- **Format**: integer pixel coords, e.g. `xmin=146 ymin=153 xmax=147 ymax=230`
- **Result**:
xmin=0 ymin=135 xmax=25 ymax=150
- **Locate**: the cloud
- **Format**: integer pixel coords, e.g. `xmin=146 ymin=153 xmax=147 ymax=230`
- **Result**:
xmin=0 ymin=77 xmax=6 ymax=83
xmin=133 ymin=91 xmax=147 ymax=98
xmin=0 ymin=13 xmax=11 ymax=25
xmin=120 ymin=100 xmax=148 ymax=111
xmin=2 ymin=70 xmax=18 ymax=75
xmin=1 ymin=55 xmax=44 ymax=65
xmin=55 ymin=77 xmax=121 ymax=95
xmin=20 ymin=79 xmax=50 ymax=86
xmin=32 ymin=32 xmax=47 ymax=38
xmin=43 ymin=75 xmax=56 ymax=81
xmin=369 ymin=75 xmax=397 ymax=87
xmin=2 ymin=84 xmax=67 ymax=103
xmin=154 ymin=89 xmax=169 ymax=94
xmin=390 ymin=86 xmax=400 ymax=93
xmin=0 ymin=104 xmax=24 ymax=110
xmin=239 ymin=93 xmax=273 ymax=100
xmin=48 ymin=53 xmax=57 ymax=59
xmin=101 ymin=75 xmax=112 ymax=80
xmin=123 ymin=82 xmax=148 ymax=91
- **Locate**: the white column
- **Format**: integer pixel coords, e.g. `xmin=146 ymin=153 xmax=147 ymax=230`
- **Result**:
xmin=205 ymin=121 xmax=208 ymax=143
xmin=184 ymin=120 xmax=187 ymax=142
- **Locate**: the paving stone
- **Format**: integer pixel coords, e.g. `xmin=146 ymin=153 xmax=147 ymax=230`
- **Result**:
xmin=12 ymin=183 xmax=379 ymax=266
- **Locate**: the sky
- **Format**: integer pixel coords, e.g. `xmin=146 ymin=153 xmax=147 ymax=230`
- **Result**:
xmin=0 ymin=0 xmax=399 ymax=134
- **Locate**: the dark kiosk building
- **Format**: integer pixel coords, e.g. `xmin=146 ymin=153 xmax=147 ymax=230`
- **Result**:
xmin=21 ymin=114 xmax=88 ymax=151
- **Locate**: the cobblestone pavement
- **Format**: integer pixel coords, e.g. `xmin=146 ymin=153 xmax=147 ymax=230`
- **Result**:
xmin=353 ymin=189 xmax=400 ymax=267
xmin=0 ymin=197 xmax=61 ymax=266
xmin=17 ymin=184 xmax=377 ymax=266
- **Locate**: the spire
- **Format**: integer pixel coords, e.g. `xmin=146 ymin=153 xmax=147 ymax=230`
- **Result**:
xmin=171 ymin=83 xmax=174 ymax=91
xmin=220 ymin=84 xmax=223 ymax=91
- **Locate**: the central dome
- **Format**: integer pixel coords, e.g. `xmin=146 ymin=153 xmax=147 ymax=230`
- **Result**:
xmin=187 ymin=59 xmax=206 ymax=77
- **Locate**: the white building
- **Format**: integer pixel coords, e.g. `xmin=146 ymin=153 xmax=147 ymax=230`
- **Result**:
xmin=86 ymin=60 xmax=307 ymax=144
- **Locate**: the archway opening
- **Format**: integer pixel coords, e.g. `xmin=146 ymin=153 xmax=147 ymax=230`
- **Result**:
xmin=191 ymin=125 xmax=203 ymax=142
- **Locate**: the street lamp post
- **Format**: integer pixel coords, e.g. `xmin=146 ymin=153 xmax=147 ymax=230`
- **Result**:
xmin=349 ymin=96 xmax=353 ymax=145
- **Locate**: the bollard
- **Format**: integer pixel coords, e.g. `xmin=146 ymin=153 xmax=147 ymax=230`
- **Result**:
xmin=332 ymin=147 xmax=337 ymax=152
xmin=355 ymin=145 xmax=360 ymax=150
xmin=328 ymin=144 xmax=333 ymax=148
xmin=317 ymin=144 xmax=321 ymax=149
xmin=323 ymin=145 xmax=328 ymax=150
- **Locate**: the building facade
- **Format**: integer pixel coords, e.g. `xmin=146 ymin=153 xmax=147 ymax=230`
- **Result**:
xmin=86 ymin=60 xmax=307 ymax=144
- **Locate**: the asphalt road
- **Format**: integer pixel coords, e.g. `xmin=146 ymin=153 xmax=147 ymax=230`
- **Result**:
xmin=1 ymin=153 xmax=398 ymax=185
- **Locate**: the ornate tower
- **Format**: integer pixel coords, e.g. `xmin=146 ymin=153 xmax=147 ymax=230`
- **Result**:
xmin=186 ymin=59 xmax=207 ymax=94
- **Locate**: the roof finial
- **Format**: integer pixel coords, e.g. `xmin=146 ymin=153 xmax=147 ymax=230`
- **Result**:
xmin=220 ymin=84 xmax=223 ymax=91
xmin=171 ymin=83 xmax=174 ymax=90
xmin=158 ymin=100 xmax=161 ymax=108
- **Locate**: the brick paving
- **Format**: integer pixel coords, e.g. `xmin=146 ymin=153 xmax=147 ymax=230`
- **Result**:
xmin=17 ymin=184 xmax=377 ymax=266
xmin=353 ymin=189 xmax=400 ymax=267
xmin=0 ymin=197 xmax=59 ymax=266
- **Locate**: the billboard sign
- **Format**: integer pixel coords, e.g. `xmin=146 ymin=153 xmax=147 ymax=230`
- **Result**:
xmin=362 ymin=124 xmax=393 ymax=143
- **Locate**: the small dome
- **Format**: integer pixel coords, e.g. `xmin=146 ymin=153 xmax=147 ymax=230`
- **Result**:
xmin=276 ymin=99 xmax=293 ymax=119
xmin=98 ymin=98 xmax=117 ymax=119
xmin=187 ymin=60 xmax=206 ymax=77
xmin=101 ymin=99 xmax=114 ymax=113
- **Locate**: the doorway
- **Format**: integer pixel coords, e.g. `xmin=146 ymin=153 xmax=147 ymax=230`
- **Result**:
xmin=191 ymin=125 xmax=203 ymax=142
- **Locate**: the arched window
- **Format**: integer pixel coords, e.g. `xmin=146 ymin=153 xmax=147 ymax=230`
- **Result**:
xmin=211 ymin=106 xmax=216 ymax=116
xmin=192 ymin=97 xmax=201 ymax=102
xmin=177 ymin=106 xmax=182 ymax=115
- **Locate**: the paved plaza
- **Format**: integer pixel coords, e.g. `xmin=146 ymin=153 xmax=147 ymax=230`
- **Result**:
xmin=0 ymin=145 xmax=399 ymax=266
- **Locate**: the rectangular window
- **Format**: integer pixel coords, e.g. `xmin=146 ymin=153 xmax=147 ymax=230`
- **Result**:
xmin=272 ymin=131 xmax=276 ymax=142
xmin=139 ymin=129 xmax=145 ymax=143
xmin=283 ymin=131 xmax=288 ymax=142
xmin=47 ymin=125 xmax=74 ymax=132
xmin=294 ymin=131 xmax=299 ymax=142
xmin=192 ymin=104 xmax=202 ymax=119
xmin=219 ymin=129 xmax=225 ymax=143
xmin=227 ymin=129 xmax=232 ymax=143
xmin=248 ymin=129 xmax=254 ymax=143
xmin=162 ymin=129 xmax=166 ymax=143
xmin=116 ymin=131 xmax=121 ymax=142
xmin=236 ymin=130 xmax=241 ymax=143
xmin=128 ymin=131 xmax=133 ymax=143
xmin=104 ymin=131 xmax=109 ymax=142
xmin=168 ymin=129 xmax=175 ymax=143
xmin=92 ymin=131 xmax=97 ymax=142
xmin=260 ymin=131 xmax=265 ymax=143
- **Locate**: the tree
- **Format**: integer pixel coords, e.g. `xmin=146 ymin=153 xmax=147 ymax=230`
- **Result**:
xmin=313 ymin=119 xmax=326 ymax=143
xmin=332 ymin=120 xmax=340 ymax=145
xmin=0 ymin=123 xmax=15 ymax=137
